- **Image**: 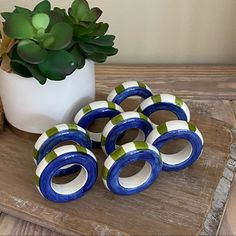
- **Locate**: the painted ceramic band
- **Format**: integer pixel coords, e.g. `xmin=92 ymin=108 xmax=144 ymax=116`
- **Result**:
xmin=101 ymin=111 xmax=153 ymax=155
xmin=33 ymin=124 xmax=91 ymax=176
xmin=35 ymin=145 xmax=98 ymax=203
xmin=74 ymin=101 xmax=124 ymax=148
xmin=102 ymin=141 xmax=162 ymax=195
xmin=146 ymin=120 xmax=204 ymax=171
xmin=107 ymin=81 xmax=153 ymax=106
xmin=137 ymin=94 xmax=191 ymax=123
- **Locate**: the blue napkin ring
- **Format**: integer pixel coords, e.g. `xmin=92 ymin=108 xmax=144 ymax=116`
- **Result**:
xmin=102 ymin=141 xmax=162 ymax=195
xmin=33 ymin=124 xmax=92 ymax=176
xmin=146 ymin=120 xmax=204 ymax=171
xmin=137 ymin=94 xmax=190 ymax=123
xmin=74 ymin=101 xmax=124 ymax=148
xmin=101 ymin=111 xmax=154 ymax=155
xmin=107 ymin=81 xmax=153 ymax=106
xmin=35 ymin=145 xmax=98 ymax=203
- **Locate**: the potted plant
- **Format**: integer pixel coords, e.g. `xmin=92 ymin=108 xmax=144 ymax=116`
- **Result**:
xmin=0 ymin=0 xmax=118 ymax=134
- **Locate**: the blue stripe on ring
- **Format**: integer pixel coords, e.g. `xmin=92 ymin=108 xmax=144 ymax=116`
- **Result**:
xmin=39 ymin=151 xmax=98 ymax=203
xmin=76 ymin=108 xmax=121 ymax=148
xmin=104 ymin=118 xmax=153 ymax=155
xmin=36 ymin=130 xmax=92 ymax=176
xmin=141 ymin=103 xmax=188 ymax=121
xmin=111 ymin=87 xmax=153 ymax=105
xmin=107 ymin=149 xmax=162 ymax=195
xmin=152 ymin=130 xmax=203 ymax=171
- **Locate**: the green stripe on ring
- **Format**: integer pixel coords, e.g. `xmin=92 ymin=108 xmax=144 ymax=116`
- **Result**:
xmin=76 ymin=145 xmax=87 ymax=154
xmin=102 ymin=166 xmax=109 ymax=180
xmin=139 ymin=112 xmax=148 ymax=121
xmin=35 ymin=175 xmax=40 ymax=186
xmin=107 ymin=101 xmax=116 ymax=110
xmin=175 ymin=97 xmax=184 ymax=107
xmin=157 ymin=123 xmax=168 ymax=135
xmin=110 ymin=147 xmax=126 ymax=161
xmin=115 ymin=84 xmax=125 ymax=94
xmin=83 ymin=105 xmax=92 ymax=114
xmin=134 ymin=141 xmax=149 ymax=150
xmin=45 ymin=151 xmax=57 ymax=163
xmin=101 ymin=135 xmax=106 ymax=146
xmin=188 ymin=123 xmax=197 ymax=132
xmin=46 ymin=127 xmax=58 ymax=137
xmin=136 ymin=106 xmax=142 ymax=113
xmin=111 ymin=114 xmax=124 ymax=125
xmin=67 ymin=124 xmax=79 ymax=130
xmin=33 ymin=147 xmax=39 ymax=160
xmin=151 ymin=95 xmax=162 ymax=104
xmin=137 ymin=81 xmax=147 ymax=89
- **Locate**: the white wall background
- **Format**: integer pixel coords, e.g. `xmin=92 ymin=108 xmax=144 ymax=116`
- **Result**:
xmin=1 ymin=0 xmax=236 ymax=64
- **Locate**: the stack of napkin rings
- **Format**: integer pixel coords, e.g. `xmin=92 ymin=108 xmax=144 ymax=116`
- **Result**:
xmin=33 ymin=81 xmax=204 ymax=203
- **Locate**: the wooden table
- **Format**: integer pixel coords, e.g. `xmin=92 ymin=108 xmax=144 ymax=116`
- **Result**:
xmin=0 ymin=65 xmax=236 ymax=235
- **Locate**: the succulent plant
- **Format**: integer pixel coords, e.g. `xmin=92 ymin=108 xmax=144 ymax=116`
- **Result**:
xmin=0 ymin=0 xmax=118 ymax=84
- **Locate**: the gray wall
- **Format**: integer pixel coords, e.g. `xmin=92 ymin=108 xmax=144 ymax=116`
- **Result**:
xmin=1 ymin=0 xmax=236 ymax=64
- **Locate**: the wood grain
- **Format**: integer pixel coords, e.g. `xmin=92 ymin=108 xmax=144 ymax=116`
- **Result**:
xmin=96 ymin=65 xmax=236 ymax=100
xmin=0 ymin=65 xmax=236 ymax=235
xmin=0 ymin=213 xmax=59 ymax=236
xmin=0 ymin=113 xmax=233 ymax=235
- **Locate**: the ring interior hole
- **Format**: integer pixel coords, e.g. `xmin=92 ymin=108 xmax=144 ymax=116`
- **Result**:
xmin=149 ymin=110 xmax=177 ymax=125
xmin=51 ymin=165 xmax=88 ymax=195
xmin=160 ymin=139 xmax=192 ymax=165
xmin=117 ymin=129 xmax=145 ymax=145
xmin=120 ymin=96 xmax=144 ymax=111
xmin=119 ymin=161 xmax=152 ymax=188
xmin=88 ymin=117 xmax=111 ymax=132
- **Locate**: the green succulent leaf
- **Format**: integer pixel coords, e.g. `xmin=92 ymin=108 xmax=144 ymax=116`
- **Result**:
xmin=17 ymin=39 xmax=48 ymax=64
xmin=90 ymin=23 xmax=109 ymax=37
xmin=14 ymin=6 xmax=32 ymax=15
xmin=47 ymin=10 xmax=65 ymax=30
xmin=88 ymin=52 xmax=107 ymax=63
xmin=32 ymin=13 xmax=50 ymax=30
xmin=79 ymin=41 xmax=118 ymax=56
xmin=3 ymin=13 xmax=35 ymax=39
xmin=70 ymin=44 xmax=85 ymax=69
xmin=34 ymin=0 xmax=51 ymax=13
xmin=45 ymin=22 xmax=73 ymax=50
xmin=1 ymin=12 xmax=12 ymax=21
xmin=11 ymin=59 xmax=47 ymax=84
xmin=38 ymin=50 xmax=77 ymax=81
xmin=69 ymin=0 xmax=93 ymax=23
xmin=87 ymin=35 xmax=115 ymax=47
xmin=74 ymin=22 xmax=108 ymax=38
xmin=91 ymin=8 xmax=103 ymax=22
xmin=53 ymin=7 xmax=66 ymax=17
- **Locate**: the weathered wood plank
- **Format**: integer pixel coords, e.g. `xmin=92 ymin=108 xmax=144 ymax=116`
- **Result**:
xmin=0 ymin=114 xmax=233 ymax=235
xmin=96 ymin=65 xmax=236 ymax=100
xmin=0 ymin=66 xmax=236 ymax=235
xmin=0 ymin=213 xmax=59 ymax=236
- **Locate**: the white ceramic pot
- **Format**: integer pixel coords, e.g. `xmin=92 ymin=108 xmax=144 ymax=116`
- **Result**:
xmin=0 ymin=60 xmax=95 ymax=134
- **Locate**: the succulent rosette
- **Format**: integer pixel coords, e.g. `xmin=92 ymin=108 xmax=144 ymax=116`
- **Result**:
xmin=0 ymin=0 xmax=118 ymax=84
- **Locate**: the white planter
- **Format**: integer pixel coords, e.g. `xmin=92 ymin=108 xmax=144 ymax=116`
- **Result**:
xmin=0 ymin=60 xmax=95 ymax=134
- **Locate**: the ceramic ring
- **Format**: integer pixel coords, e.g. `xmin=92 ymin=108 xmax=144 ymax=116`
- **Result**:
xmin=146 ymin=120 xmax=204 ymax=171
xmin=101 ymin=111 xmax=153 ymax=155
xmin=107 ymin=81 xmax=153 ymax=106
xmin=137 ymin=94 xmax=190 ymax=123
xmin=74 ymin=101 xmax=124 ymax=148
xmin=33 ymin=124 xmax=92 ymax=176
xmin=102 ymin=141 xmax=162 ymax=195
xmin=35 ymin=145 xmax=98 ymax=203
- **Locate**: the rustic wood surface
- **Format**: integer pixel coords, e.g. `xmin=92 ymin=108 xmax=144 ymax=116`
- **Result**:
xmin=0 ymin=65 xmax=235 ymax=235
